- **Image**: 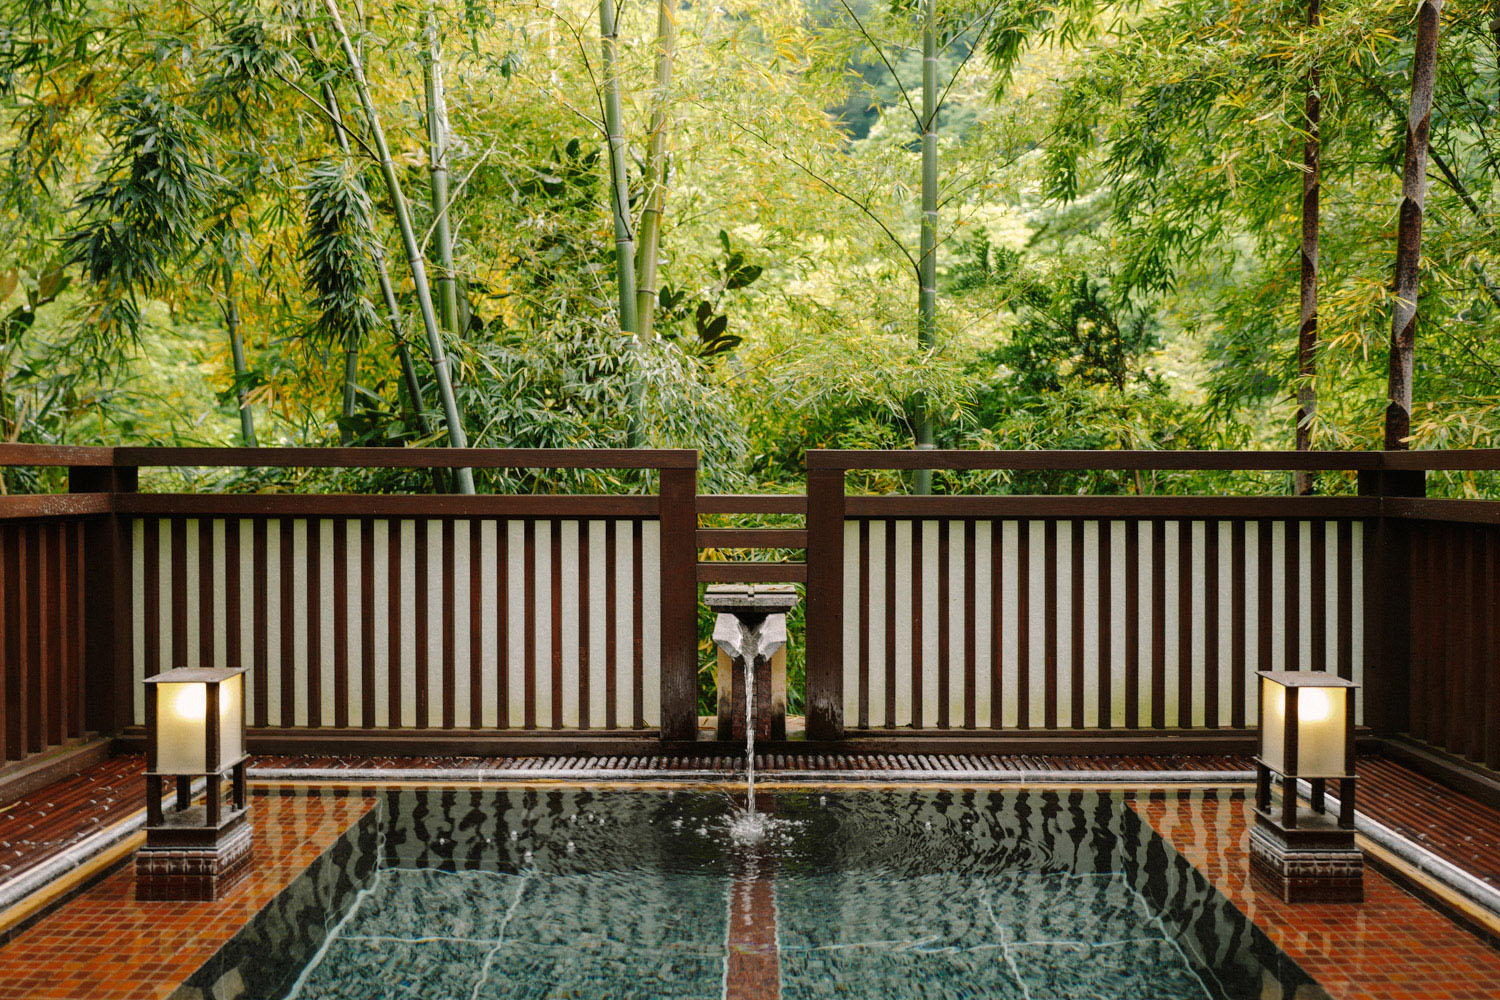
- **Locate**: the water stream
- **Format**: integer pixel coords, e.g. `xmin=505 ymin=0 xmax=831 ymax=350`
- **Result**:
xmin=728 ymin=655 xmax=767 ymax=844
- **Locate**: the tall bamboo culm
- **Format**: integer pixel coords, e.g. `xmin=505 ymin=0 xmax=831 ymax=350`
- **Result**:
xmin=425 ymin=10 xmax=461 ymax=335
xmin=1293 ymin=0 xmax=1320 ymax=494
xmin=1386 ymin=0 xmax=1442 ymax=451
xmin=913 ymin=0 xmax=938 ymax=495
xmin=322 ymin=0 xmax=476 ymax=493
xmin=635 ymin=0 xmax=678 ymax=341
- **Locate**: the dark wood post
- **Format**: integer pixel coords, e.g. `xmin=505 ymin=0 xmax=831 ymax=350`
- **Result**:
xmin=1360 ymin=467 xmax=1425 ymax=737
xmin=1293 ymin=0 xmax=1321 ymax=495
xmin=71 ymin=459 xmax=138 ymax=736
xmin=805 ymin=462 xmax=846 ymax=741
xmin=1385 ymin=0 xmax=1443 ymax=450
xmin=658 ymin=464 xmax=699 ymax=742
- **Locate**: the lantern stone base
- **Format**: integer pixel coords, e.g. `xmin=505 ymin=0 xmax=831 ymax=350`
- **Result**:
xmin=136 ymin=821 xmax=254 ymax=902
xmin=1249 ymin=818 xmax=1363 ymax=903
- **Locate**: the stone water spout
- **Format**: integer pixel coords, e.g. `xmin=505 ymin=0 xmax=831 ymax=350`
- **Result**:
xmin=704 ymin=585 xmax=799 ymax=743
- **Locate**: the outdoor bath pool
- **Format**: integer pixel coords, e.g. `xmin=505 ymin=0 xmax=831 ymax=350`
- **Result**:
xmin=174 ymin=787 xmax=1327 ymax=1000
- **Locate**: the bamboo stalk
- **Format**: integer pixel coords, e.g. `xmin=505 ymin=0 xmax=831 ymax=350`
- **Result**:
xmin=600 ymin=0 xmax=643 ymax=446
xmin=424 ymin=10 xmax=461 ymax=335
xmin=223 ymin=261 xmax=258 ymax=447
xmin=1385 ymin=0 xmax=1442 ymax=451
xmin=635 ymin=0 xmax=677 ymax=340
xmin=322 ymin=0 xmax=475 ymax=493
xmin=1293 ymin=0 xmax=1320 ymax=495
xmin=309 ymin=28 xmax=440 ymax=447
xmin=913 ymin=0 xmax=938 ymax=495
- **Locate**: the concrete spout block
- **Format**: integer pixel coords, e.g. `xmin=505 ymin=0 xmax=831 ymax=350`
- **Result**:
xmin=704 ymin=585 xmax=799 ymax=743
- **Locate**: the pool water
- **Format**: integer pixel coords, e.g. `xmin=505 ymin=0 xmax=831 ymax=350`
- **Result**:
xmin=175 ymin=787 xmax=1326 ymax=1000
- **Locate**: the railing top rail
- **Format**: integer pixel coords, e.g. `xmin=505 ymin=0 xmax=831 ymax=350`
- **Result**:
xmin=0 ymin=444 xmax=116 ymax=468
xmin=0 ymin=444 xmax=698 ymax=470
xmin=806 ymin=449 xmax=1500 ymax=472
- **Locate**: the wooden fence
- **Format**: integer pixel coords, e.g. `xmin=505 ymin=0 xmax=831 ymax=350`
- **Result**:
xmin=1 ymin=445 xmax=1499 ymax=787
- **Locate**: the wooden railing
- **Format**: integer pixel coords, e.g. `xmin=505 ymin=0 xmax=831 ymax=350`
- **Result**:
xmin=1 ymin=444 xmax=1499 ymax=781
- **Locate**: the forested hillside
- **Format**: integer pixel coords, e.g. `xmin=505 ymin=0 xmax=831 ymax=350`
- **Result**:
xmin=2 ymin=0 xmax=1497 ymax=495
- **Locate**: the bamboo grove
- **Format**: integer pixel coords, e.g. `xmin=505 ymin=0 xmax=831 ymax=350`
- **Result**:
xmin=1 ymin=1 xmax=1498 ymax=495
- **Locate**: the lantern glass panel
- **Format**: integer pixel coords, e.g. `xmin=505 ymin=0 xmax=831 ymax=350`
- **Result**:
xmin=1260 ymin=678 xmax=1347 ymax=777
xmin=154 ymin=675 xmax=244 ymax=774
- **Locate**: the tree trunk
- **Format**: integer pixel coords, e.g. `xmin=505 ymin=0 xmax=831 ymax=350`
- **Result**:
xmin=1385 ymin=0 xmax=1442 ymax=451
xmin=424 ymin=10 xmax=461 ymax=335
xmin=223 ymin=261 xmax=258 ymax=446
xmin=1293 ymin=0 xmax=1320 ymax=494
xmin=635 ymin=0 xmax=677 ymax=340
xmin=913 ymin=0 xmax=938 ymax=494
xmin=323 ymin=0 xmax=475 ymax=493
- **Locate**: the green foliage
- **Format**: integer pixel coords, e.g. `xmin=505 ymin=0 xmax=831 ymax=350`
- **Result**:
xmin=302 ymin=157 xmax=378 ymax=349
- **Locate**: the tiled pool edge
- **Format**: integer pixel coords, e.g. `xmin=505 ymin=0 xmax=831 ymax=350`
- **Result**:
xmin=165 ymin=803 xmax=384 ymax=1000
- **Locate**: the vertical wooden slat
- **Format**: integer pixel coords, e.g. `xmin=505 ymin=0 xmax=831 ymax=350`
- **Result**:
xmin=631 ymin=519 xmax=644 ymax=730
xmin=1043 ymin=519 xmax=1058 ymax=730
xmin=1337 ymin=519 xmax=1353 ymax=681
xmin=885 ymin=520 xmax=897 ymax=729
xmin=307 ymin=519 xmax=322 ymax=729
xmin=989 ymin=519 xmax=1003 ymax=730
xmin=1284 ymin=519 xmax=1301 ymax=670
xmin=660 ymin=466 xmax=701 ymax=739
xmin=441 ymin=518 xmax=456 ymax=729
xmin=225 ymin=519 xmax=243 ymax=723
xmin=388 ymin=518 xmax=403 ymax=730
xmin=1257 ymin=519 xmax=1274 ymax=675
xmin=1311 ymin=520 xmax=1327 ymax=672
xmin=252 ymin=518 xmax=268 ymax=729
xmin=279 ymin=517 xmax=295 ymax=727
xmin=1177 ymin=520 xmax=1193 ymax=728
xmin=1070 ymin=520 xmax=1085 ymax=729
xmin=963 ymin=519 xmax=976 ymax=730
xmin=1486 ymin=528 xmax=1500 ymax=769
xmin=1409 ymin=524 xmax=1429 ymax=743
xmin=142 ymin=518 xmax=160 ymax=686
xmin=198 ymin=519 xmax=214 ymax=669
xmin=1150 ymin=519 xmax=1166 ymax=729
xmin=497 ymin=521 xmax=511 ymax=729
xmin=333 ymin=518 xmax=349 ymax=729
xmin=602 ymin=520 xmax=615 ymax=730
xmin=72 ymin=521 xmax=87 ymax=737
xmin=858 ymin=519 xmax=871 ymax=730
xmin=171 ymin=518 xmax=187 ymax=670
xmin=1098 ymin=520 xmax=1112 ymax=730
xmin=936 ymin=519 xmax=950 ymax=729
xmin=0 ymin=528 xmax=12 ymax=759
xmin=359 ymin=518 xmax=376 ymax=728
xmin=1204 ymin=520 xmax=1219 ymax=729
xmin=414 ymin=519 xmax=429 ymax=729
xmin=578 ymin=520 xmax=591 ymax=730
xmin=40 ymin=523 xmax=59 ymax=746
xmin=1467 ymin=526 xmax=1485 ymax=758
xmin=21 ymin=526 xmax=39 ymax=752
xmin=1231 ymin=520 xmax=1247 ymax=728
xmin=469 ymin=519 xmax=484 ymax=729
xmin=1017 ymin=520 xmax=1031 ymax=729
xmin=550 ymin=519 xmax=563 ymax=730
xmin=1447 ymin=525 xmax=1465 ymax=755
xmin=524 ymin=519 xmax=537 ymax=730
xmin=1125 ymin=521 xmax=1140 ymax=729
xmin=911 ymin=520 xmax=925 ymax=729
xmin=804 ymin=468 xmax=844 ymax=739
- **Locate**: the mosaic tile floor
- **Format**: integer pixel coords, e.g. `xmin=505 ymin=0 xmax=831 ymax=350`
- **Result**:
xmin=0 ymin=789 xmax=377 ymax=1000
xmin=1136 ymin=788 xmax=1500 ymax=1000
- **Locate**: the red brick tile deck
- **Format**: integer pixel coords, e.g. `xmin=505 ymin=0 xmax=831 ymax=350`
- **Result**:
xmin=1358 ymin=756 xmax=1500 ymax=890
xmin=0 ymin=789 xmax=376 ymax=1000
xmin=0 ymin=755 xmax=144 ymax=884
xmin=1134 ymin=788 xmax=1500 ymax=1000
